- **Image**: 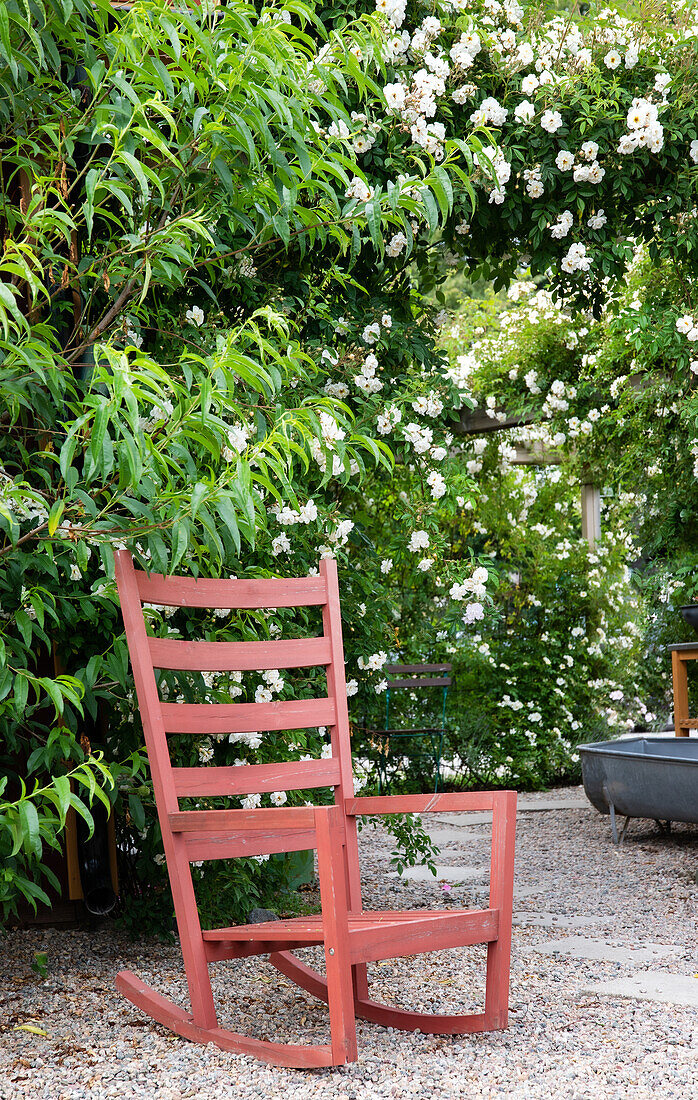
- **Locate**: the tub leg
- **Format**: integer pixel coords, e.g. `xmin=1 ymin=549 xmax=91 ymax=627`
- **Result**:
xmin=609 ymin=802 xmax=619 ymax=844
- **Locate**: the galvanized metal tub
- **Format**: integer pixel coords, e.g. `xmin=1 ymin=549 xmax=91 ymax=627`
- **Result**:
xmin=579 ymin=736 xmax=698 ymax=842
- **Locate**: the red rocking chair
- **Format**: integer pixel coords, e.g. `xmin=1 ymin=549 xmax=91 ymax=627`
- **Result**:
xmin=114 ymin=551 xmax=516 ymax=1068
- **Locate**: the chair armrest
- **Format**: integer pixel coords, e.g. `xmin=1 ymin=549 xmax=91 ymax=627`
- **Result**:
xmin=346 ymin=792 xmax=517 ymax=916
xmin=345 ymin=792 xmax=516 ymax=816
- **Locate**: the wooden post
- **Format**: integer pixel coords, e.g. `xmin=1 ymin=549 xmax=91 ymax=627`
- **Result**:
xmin=581 ymin=483 xmax=601 ymax=548
xmin=671 ymin=647 xmax=694 ymax=738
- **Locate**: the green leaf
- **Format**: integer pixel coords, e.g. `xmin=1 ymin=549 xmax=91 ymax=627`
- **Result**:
xmin=13 ymin=674 xmax=29 ymax=715
xmin=47 ymin=500 xmax=65 ymax=537
xmin=69 ymin=792 xmax=94 ymax=838
xmin=52 ymin=776 xmax=72 ymax=826
xmin=215 ymin=495 xmax=241 ymax=554
xmin=19 ymin=800 xmax=41 ymax=858
xmin=190 ymin=482 xmax=208 ymax=521
xmin=128 ymin=793 xmax=146 ymax=832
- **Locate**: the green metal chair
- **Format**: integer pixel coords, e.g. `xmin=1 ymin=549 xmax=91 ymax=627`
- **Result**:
xmin=376 ymin=663 xmax=452 ymax=794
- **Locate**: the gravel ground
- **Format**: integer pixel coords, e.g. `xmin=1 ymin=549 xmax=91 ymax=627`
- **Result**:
xmin=2 ymin=791 xmax=698 ymax=1100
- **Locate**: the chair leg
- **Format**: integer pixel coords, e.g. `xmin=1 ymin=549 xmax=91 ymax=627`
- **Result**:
xmin=483 ymin=937 xmax=510 ymax=1029
xmin=315 ymin=808 xmax=358 ymax=1064
xmin=484 ymin=791 xmax=516 ymax=1029
xmin=352 ymin=962 xmax=369 ymax=1002
xmin=180 ymin=938 xmax=217 ymax=1030
xmin=167 ymin=846 xmax=218 ymax=1030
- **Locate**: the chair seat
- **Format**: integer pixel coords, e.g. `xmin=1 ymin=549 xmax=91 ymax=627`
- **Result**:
xmin=203 ymin=907 xmax=499 ymax=964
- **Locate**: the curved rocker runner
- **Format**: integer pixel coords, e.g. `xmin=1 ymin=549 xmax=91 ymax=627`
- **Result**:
xmin=114 ymin=551 xmax=517 ymax=1067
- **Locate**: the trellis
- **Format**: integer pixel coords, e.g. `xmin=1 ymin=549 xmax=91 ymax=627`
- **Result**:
xmin=455 ymin=406 xmax=602 ymax=548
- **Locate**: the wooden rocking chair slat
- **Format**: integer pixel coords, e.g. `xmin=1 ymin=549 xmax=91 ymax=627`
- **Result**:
xmin=182 ymin=828 xmax=319 ymax=862
xmin=171 ymin=758 xmax=341 ymax=797
xmin=149 ymin=635 xmax=331 ymax=672
xmin=202 ymin=908 xmax=497 ymax=952
xmin=113 ymin=549 xmax=517 ymax=1068
xmin=160 ymin=697 xmax=336 ymax=734
xmin=169 ymin=806 xmax=317 ymax=832
xmin=136 ymin=571 xmax=328 ymax=609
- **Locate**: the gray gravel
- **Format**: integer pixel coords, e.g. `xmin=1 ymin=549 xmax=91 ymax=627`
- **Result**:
xmin=2 ymin=790 xmax=698 ymax=1099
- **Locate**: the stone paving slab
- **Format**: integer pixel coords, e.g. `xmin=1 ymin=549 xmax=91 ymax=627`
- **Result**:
xmin=584 ymin=971 xmax=698 ymax=1008
xmin=530 ymin=936 xmax=683 ymax=967
xmin=512 ymin=912 xmax=607 ymax=930
xmin=429 ymin=798 xmax=591 ymax=828
xmin=423 ymin=827 xmax=491 ymax=845
xmin=387 ymin=863 xmax=486 ymax=882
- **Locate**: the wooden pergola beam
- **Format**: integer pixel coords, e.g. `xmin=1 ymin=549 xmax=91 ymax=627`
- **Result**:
xmin=453 ymin=408 xmax=540 ymax=435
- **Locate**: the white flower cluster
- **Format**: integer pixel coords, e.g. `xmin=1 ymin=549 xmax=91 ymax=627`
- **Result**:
xmin=474 ymin=145 xmax=511 ymax=204
xmin=542 ymin=379 xmax=576 ymax=418
xmin=618 ymin=98 xmax=664 ymax=154
xmin=377 ymin=403 xmax=402 ymax=435
xmin=349 ymin=111 xmax=382 ymax=156
xmin=449 ymin=565 xmax=488 ymax=621
xmin=523 ymin=166 xmax=544 ymax=198
xmin=123 ymin=316 xmax=143 ymax=348
xmin=403 ymin=421 xmax=433 ymax=453
xmin=450 ymin=30 xmax=482 ymax=70
xmin=587 ymin=209 xmax=607 ymax=230
xmin=412 ymin=394 xmax=443 ymax=416
xmin=524 ymin=369 xmax=541 ymax=395
xmin=258 ymin=668 xmax=285 ymax=698
xmin=139 ymin=398 xmax=174 ymax=432
xmin=318 ymin=411 xmax=346 ymax=445
xmin=274 ymin=499 xmax=318 ymax=526
xmin=561 ymin=242 xmax=592 ymax=274
xmin=354 ymin=351 xmax=383 ymax=395
xmin=550 ymin=209 xmax=574 ymax=240
xmin=386 ymin=231 xmax=408 ymax=257
xmin=676 ymin=314 xmax=698 ymax=342
xmin=376 ymin=0 xmax=406 ymax=28
xmin=221 ymin=424 xmax=249 ymax=462
xmin=324 ymin=379 xmax=350 ymax=400
xmin=358 ymin=651 xmax=387 ymax=670
xmin=555 ymin=144 xmax=605 ymax=184
xmin=470 ymin=96 xmax=507 ymax=127
xmin=345 ymin=176 xmax=374 ymax=203
xmin=426 ymin=470 xmax=446 ymax=499
xmin=410 ymin=117 xmax=446 ymax=161
xmin=407 ymin=529 xmax=429 ymax=552
xmin=328 ymin=518 xmax=354 ymax=546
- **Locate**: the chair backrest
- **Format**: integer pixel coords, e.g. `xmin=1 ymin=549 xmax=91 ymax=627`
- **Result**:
xmin=385 ymin=663 xmax=452 ymax=690
xmin=114 ymin=551 xmax=357 ymax=869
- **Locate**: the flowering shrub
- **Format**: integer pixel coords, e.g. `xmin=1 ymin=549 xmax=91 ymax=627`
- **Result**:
xmin=3 ymin=0 xmax=698 ymax=926
xmin=0 ymin=0 xmax=486 ymax=927
xmin=436 ymin=252 xmax=698 ymax=782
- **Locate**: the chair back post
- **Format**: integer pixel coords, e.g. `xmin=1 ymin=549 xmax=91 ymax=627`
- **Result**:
xmin=113 ymin=550 xmax=177 ymax=816
xmin=319 ymin=559 xmax=355 ymax=802
xmin=113 ymin=549 xmax=217 ymax=1029
xmin=319 ymin=559 xmax=363 ymax=912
